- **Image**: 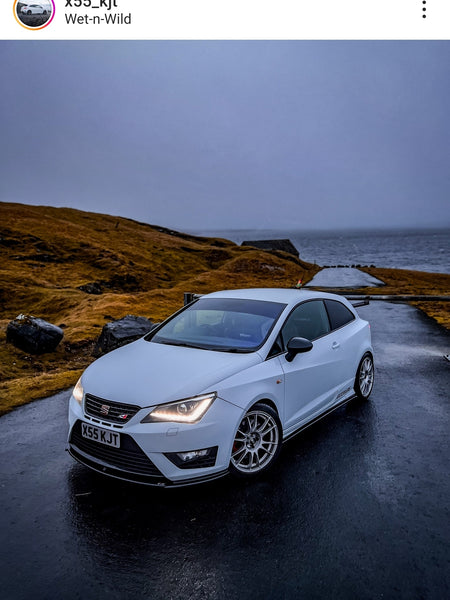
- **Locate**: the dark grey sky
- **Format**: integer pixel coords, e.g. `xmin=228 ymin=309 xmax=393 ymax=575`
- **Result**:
xmin=1 ymin=41 xmax=449 ymax=231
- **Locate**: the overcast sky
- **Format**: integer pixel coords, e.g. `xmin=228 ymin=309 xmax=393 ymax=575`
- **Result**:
xmin=1 ymin=41 xmax=449 ymax=231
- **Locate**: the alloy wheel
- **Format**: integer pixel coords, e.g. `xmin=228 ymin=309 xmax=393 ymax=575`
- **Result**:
xmin=357 ymin=354 xmax=374 ymax=399
xmin=231 ymin=408 xmax=280 ymax=474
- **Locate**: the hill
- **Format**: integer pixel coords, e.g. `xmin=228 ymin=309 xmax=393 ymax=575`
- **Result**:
xmin=0 ymin=202 xmax=318 ymax=413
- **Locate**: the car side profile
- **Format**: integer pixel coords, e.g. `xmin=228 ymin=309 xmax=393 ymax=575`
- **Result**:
xmin=68 ymin=288 xmax=374 ymax=487
xmin=21 ymin=4 xmax=48 ymax=15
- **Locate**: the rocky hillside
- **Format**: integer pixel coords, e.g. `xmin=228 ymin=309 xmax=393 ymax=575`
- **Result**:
xmin=0 ymin=202 xmax=318 ymax=413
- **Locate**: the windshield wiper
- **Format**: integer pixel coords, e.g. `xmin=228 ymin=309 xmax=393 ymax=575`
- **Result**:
xmin=156 ymin=340 xmax=205 ymax=350
xmin=203 ymin=346 xmax=253 ymax=353
xmin=154 ymin=339 xmax=254 ymax=353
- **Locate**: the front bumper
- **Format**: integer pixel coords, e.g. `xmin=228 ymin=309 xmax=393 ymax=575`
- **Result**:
xmin=67 ymin=393 xmax=242 ymax=486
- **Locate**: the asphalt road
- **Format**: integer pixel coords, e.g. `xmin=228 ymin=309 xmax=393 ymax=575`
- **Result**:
xmin=0 ymin=302 xmax=449 ymax=600
xmin=305 ymin=267 xmax=384 ymax=288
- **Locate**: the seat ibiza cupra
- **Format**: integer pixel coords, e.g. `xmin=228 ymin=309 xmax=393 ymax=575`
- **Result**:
xmin=68 ymin=288 xmax=374 ymax=486
xmin=21 ymin=4 xmax=49 ymax=14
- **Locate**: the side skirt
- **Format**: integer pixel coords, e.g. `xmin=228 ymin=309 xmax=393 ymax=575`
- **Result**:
xmin=282 ymin=393 xmax=357 ymax=443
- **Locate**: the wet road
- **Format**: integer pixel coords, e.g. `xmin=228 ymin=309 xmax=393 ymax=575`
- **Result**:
xmin=1 ymin=302 xmax=449 ymax=600
xmin=305 ymin=267 xmax=384 ymax=288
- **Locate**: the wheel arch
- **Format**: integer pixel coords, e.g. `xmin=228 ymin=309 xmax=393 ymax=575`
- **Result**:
xmin=354 ymin=343 xmax=374 ymax=374
xmin=248 ymin=397 xmax=279 ymax=416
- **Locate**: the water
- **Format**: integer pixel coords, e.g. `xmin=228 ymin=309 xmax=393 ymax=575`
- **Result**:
xmin=188 ymin=228 xmax=449 ymax=274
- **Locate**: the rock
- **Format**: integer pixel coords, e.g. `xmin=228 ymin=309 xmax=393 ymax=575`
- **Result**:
xmin=241 ymin=239 xmax=299 ymax=257
xmin=93 ymin=315 xmax=155 ymax=357
xmin=78 ymin=274 xmax=141 ymax=295
xmin=78 ymin=282 xmax=103 ymax=295
xmin=7 ymin=314 xmax=64 ymax=354
xmin=104 ymin=273 xmax=140 ymax=292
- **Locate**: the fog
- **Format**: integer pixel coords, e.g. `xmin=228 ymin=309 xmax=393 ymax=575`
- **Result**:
xmin=1 ymin=41 xmax=449 ymax=231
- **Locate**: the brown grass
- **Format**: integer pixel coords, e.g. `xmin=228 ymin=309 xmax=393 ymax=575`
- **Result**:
xmin=360 ymin=266 xmax=450 ymax=296
xmin=360 ymin=267 xmax=450 ymax=329
xmin=0 ymin=202 xmax=319 ymax=414
xmin=410 ymin=301 xmax=450 ymax=330
xmin=0 ymin=369 xmax=84 ymax=416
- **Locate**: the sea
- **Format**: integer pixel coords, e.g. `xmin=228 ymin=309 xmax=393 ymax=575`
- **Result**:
xmin=188 ymin=228 xmax=449 ymax=274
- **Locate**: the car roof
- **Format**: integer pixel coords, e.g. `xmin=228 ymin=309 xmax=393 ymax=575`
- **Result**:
xmin=202 ymin=288 xmax=351 ymax=309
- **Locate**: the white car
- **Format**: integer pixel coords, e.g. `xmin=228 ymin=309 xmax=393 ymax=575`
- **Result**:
xmin=21 ymin=4 xmax=49 ymax=15
xmin=68 ymin=288 xmax=374 ymax=487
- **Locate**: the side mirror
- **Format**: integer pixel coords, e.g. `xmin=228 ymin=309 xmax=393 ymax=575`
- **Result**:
xmin=285 ymin=337 xmax=313 ymax=362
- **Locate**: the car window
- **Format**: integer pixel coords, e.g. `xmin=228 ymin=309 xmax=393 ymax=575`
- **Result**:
xmin=267 ymin=333 xmax=284 ymax=358
xmin=280 ymin=300 xmax=330 ymax=347
xmin=148 ymin=297 xmax=286 ymax=352
xmin=324 ymin=299 xmax=355 ymax=330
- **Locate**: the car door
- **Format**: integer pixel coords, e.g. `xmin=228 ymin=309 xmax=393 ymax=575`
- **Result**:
xmin=323 ymin=299 xmax=360 ymax=390
xmin=278 ymin=299 xmax=344 ymax=433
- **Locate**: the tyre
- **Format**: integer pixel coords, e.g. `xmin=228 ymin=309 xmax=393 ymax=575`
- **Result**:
xmin=354 ymin=352 xmax=374 ymax=400
xmin=27 ymin=10 xmax=32 ymax=14
xmin=229 ymin=403 xmax=282 ymax=478
xmin=43 ymin=10 xmax=47 ymax=14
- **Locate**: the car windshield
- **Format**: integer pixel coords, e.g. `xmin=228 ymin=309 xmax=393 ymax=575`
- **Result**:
xmin=148 ymin=297 xmax=286 ymax=352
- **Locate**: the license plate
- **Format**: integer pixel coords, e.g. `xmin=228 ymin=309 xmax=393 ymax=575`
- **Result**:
xmin=81 ymin=423 xmax=120 ymax=448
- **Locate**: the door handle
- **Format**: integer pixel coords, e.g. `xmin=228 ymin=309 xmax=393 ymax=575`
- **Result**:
xmin=332 ymin=341 xmax=340 ymax=350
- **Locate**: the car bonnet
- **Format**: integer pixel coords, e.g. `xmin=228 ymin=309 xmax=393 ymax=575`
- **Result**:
xmin=81 ymin=337 xmax=263 ymax=408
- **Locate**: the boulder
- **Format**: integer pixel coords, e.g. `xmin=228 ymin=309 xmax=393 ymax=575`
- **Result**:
xmin=7 ymin=314 xmax=64 ymax=355
xmin=78 ymin=274 xmax=141 ymax=295
xmin=94 ymin=315 xmax=155 ymax=357
xmin=78 ymin=282 xmax=103 ymax=295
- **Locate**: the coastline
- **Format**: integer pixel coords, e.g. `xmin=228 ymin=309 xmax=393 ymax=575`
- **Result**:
xmin=188 ymin=227 xmax=450 ymax=275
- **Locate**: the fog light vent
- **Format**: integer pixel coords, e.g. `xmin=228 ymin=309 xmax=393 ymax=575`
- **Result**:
xmin=164 ymin=446 xmax=218 ymax=469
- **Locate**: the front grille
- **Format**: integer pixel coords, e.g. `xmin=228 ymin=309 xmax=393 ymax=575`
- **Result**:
xmin=70 ymin=420 xmax=162 ymax=477
xmin=85 ymin=393 xmax=141 ymax=424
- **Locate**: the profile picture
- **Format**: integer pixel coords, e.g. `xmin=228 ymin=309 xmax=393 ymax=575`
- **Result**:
xmin=14 ymin=1 xmax=55 ymax=29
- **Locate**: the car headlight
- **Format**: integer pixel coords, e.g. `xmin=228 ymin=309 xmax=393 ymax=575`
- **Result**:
xmin=141 ymin=392 xmax=216 ymax=424
xmin=72 ymin=378 xmax=84 ymax=405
